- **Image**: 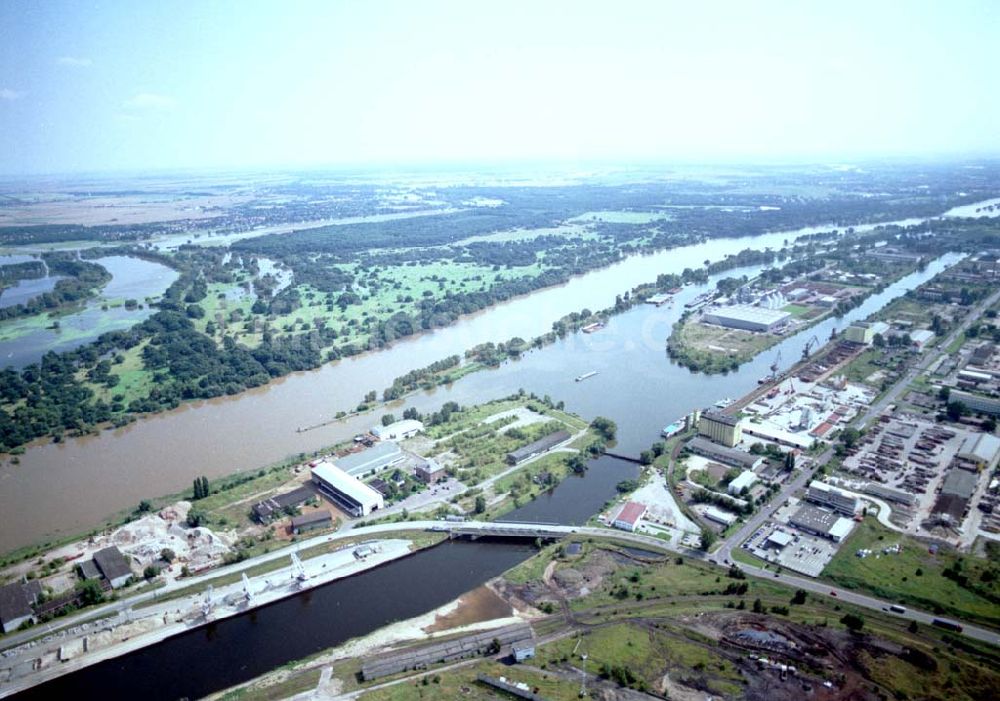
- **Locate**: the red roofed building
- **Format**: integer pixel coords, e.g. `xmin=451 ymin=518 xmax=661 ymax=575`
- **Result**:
xmin=612 ymin=501 xmax=647 ymax=532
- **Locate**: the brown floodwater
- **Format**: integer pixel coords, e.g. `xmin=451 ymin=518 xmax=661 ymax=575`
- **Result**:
xmin=0 ymin=217 xmax=961 ymax=554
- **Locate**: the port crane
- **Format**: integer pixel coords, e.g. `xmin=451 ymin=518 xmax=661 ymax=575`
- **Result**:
xmin=291 ymin=551 xmax=308 ymax=584
xmin=801 ymin=335 xmax=820 ymax=360
xmin=769 ymin=350 xmax=782 ymax=375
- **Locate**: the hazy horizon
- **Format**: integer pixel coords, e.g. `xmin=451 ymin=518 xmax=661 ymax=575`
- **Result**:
xmin=2 ymin=0 xmax=999 ymax=176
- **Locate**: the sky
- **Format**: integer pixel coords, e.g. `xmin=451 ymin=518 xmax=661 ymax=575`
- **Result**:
xmin=1 ymin=0 xmax=998 ymax=175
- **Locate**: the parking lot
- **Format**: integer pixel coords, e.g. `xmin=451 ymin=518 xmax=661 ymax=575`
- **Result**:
xmin=741 ymin=498 xmax=845 ymax=577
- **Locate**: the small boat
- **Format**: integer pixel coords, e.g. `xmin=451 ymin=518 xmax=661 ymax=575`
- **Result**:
xmin=581 ymin=322 xmax=605 ymax=334
xmin=575 ymin=371 xmax=598 ymax=382
xmin=714 ymin=397 xmax=734 ymax=409
xmin=661 ymin=420 xmax=685 ymax=438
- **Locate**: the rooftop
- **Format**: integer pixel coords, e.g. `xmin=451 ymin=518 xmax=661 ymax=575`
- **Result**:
xmin=334 ymin=441 xmax=402 ymax=476
xmin=312 ymin=461 xmax=384 ymax=506
xmin=790 ymin=504 xmax=840 ymax=534
xmin=93 ymin=546 xmax=132 ymax=583
xmin=706 ymin=304 xmax=791 ymax=324
xmin=290 ymin=510 xmax=332 ymax=528
xmin=614 ymin=501 xmax=646 ymax=526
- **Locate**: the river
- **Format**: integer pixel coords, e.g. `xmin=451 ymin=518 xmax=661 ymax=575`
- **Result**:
xmin=0 ymin=256 xmax=178 ymax=369
xmin=0 ymin=230 xmax=959 ymax=554
xmin=1 ymin=246 xmax=965 ymax=699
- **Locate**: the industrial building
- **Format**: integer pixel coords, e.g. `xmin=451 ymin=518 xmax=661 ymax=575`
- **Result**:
xmin=702 ymin=304 xmax=791 ymax=332
xmin=414 ymin=457 xmax=447 ymax=483
xmin=686 ymin=436 xmax=764 ymax=471
xmin=311 ymin=461 xmax=385 ymax=517
xmin=333 ymin=441 xmax=405 ymax=477
xmin=844 ymin=322 xmax=875 ymax=345
xmin=742 ymin=422 xmax=815 ymax=450
xmin=703 ymin=506 xmax=737 ymax=527
xmin=78 ymin=546 xmax=134 ymax=589
xmin=957 ymin=433 xmax=1000 ymax=470
xmin=0 ymin=580 xmax=41 ymax=634
xmin=788 ymin=505 xmax=854 ymax=542
xmin=909 ymin=329 xmax=935 ymax=349
xmin=290 ymin=510 xmax=333 ymax=535
xmin=949 ymin=389 xmax=1000 ymax=415
xmin=612 ymin=501 xmax=647 ymax=531
xmin=361 ymin=624 xmax=533 ymax=680
xmin=506 ymin=430 xmax=571 ymax=465
xmin=251 ymin=485 xmax=316 ymax=523
xmin=371 ymin=419 xmax=424 ymax=441
xmin=727 ymin=470 xmax=759 ymax=496
xmin=806 ymin=481 xmax=859 ymax=516
xmin=698 ymin=410 xmax=743 ymax=447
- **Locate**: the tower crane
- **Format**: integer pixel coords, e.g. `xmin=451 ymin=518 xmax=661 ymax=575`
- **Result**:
xmin=801 ymin=335 xmax=820 ymax=360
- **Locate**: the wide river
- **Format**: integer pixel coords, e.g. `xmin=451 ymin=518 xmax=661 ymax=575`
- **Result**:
xmin=0 ymin=243 xmax=955 ymax=699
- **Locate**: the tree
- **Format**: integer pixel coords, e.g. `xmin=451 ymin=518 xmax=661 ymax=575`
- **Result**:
xmin=984 ymin=416 xmax=997 ymax=433
xmin=474 ymin=495 xmax=486 ymax=514
xmin=160 ymin=548 xmax=175 ymax=563
xmin=840 ymin=428 xmax=861 ymax=449
xmin=784 ymin=452 xmax=795 ymax=471
xmin=938 ymin=386 xmax=951 ymax=402
xmin=840 ymin=613 xmax=865 ymax=632
xmin=946 ymin=401 xmax=969 ymax=422
xmin=143 ymin=565 xmax=159 ymax=580
xmin=752 ymin=598 xmax=764 ymax=614
xmin=76 ymin=578 xmax=105 ymax=606
xmin=791 ymin=589 xmax=807 ymax=605
xmin=187 ymin=509 xmax=206 ymax=527
xmin=381 ymin=413 xmax=396 ymax=427
xmin=639 ymin=450 xmax=654 ymax=465
xmin=698 ymin=527 xmax=717 ymax=551
xmin=590 ymin=416 xmax=617 ymax=441
xmin=137 ymin=499 xmax=152 ymax=513
xmin=568 ymin=454 xmax=588 ymax=474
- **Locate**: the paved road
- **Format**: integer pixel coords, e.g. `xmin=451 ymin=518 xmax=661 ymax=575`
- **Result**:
xmin=734 ymin=560 xmax=999 ymax=646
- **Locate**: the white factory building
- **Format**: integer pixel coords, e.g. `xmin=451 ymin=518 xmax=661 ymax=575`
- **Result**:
xmin=702 ymin=305 xmax=791 ymax=333
xmin=311 ymin=461 xmax=384 ymax=517
xmin=371 ymin=419 xmax=424 ymax=441
xmin=727 ymin=470 xmax=759 ymax=496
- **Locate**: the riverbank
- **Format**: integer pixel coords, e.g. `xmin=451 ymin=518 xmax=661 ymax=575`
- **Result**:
xmin=0 ymin=536 xmax=427 ymax=698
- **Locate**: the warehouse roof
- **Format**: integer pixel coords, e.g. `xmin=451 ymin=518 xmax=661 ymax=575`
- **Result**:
xmin=958 ymin=433 xmax=1000 ymax=467
xmin=941 ymin=469 xmax=979 ymax=499
xmin=687 ymin=437 xmax=763 ymax=470
xmin=789 ymin=504 xmax=840 ymax=534
xmin=93 ymin=546 xmax=132 ymax=583
xmin=313 ymin=461 xmax=384 ymax=506
xmin=507 ymin=430 xmax=571 ymax=463
xmin=290 ymin=510 xmax=332 ymax=529
xmin=0 ymin=581 xmax=39 ymax=626
xmin=706 ymin=305 xmax=791 ymax=325
xmin=334 ymin=441 xmax=403 ymax=476
xmin=701 ymin=410 xmax=740 ymax=426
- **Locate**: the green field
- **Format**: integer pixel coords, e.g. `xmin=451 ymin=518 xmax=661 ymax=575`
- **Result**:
xmin=823 ymin=520 xmax=1000 ymax=627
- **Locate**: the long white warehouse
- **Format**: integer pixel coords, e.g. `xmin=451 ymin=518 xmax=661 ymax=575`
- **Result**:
xmin=311 ymin=461 xmax=384 ymax=517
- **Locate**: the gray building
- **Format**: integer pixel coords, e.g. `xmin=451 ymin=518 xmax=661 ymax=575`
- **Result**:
xmin=290 ymin=509 xmax=333 ymax=535
xmin=0 ymin=580 xmax=41 ymax=633
xmin=92 ymin=546 xmax=133 ymax=589
xmin=950 ymin=389 xmax=1000 ymax=416
xmin=686 ymin=436 xmax=764 ymax=471
xmin=334 ymin=441 xmax=405 ymax=477
xmin=506 ymin=430 xmax=571 ymax=465
xmin=702 ymin=305 xmax=791 ymax=332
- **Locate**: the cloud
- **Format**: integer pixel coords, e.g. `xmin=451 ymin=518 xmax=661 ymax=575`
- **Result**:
xmin=0 ymin=88 xmax=24 ymax=101
xmin=124 ymin=92 xmax=176 ymax=110
xmin=57 ymin=56 xmax=92 ymax=67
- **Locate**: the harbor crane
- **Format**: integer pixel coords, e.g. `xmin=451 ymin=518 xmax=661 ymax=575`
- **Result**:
xmin=769 ymin=350 xmax=782 ymax=375
xmin=242 ymin=573 xmax=254 ymax=604
xmin=801 ymin=335 xmax=820 ymax=360
xmin=291 ymin=551 xmax=308 ymax=584
xmin=200 ymin=585 xmax=214 ymax=619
